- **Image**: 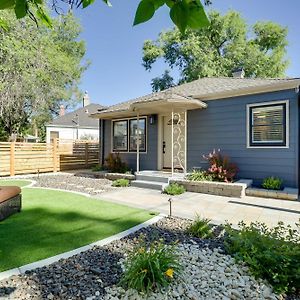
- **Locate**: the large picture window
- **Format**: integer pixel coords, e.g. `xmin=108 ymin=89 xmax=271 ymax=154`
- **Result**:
xmin=113 ymin=120 xmax=128 ymax=151
xmin=248 ymin=101 xmax=288 ymax=147
xmin=129 ymin=119 xmax=146 ymax=152
xmin=112 ymin=117 xmax=147 ymax=152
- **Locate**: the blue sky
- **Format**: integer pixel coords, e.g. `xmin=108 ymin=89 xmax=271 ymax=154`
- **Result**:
xmin=76 ymin=0 xmax=300 ymax=107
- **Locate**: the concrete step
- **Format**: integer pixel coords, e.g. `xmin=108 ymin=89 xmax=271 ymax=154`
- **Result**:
xmin=131 ymin=180 xmax=167 ymax=191
xmin=135 ymin=174 xmax=169 ymax=183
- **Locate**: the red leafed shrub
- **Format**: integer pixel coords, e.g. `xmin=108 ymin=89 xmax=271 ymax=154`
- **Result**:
xmin=203 ymin=149 xmax=238 ymax=183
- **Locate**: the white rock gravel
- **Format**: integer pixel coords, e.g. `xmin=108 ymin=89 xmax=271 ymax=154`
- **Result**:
xmin=103 ymin=244 xmax=279 ymax=300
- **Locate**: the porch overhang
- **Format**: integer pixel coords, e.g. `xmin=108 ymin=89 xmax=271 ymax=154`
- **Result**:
xmin=90 ymin=97 xmax=207 ymax=119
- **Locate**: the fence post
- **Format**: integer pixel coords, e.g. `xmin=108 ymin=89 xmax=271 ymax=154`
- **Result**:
xmin=85 ymin=142 xmax=89 ymax=167
xmin=10 ymin=142 xmax=15 ymax=176
xmin=53 ymin=139 xmax=58 ymax=172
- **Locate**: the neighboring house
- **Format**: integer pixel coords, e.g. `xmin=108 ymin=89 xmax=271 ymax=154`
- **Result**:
xmin=91 ymin=77 xmax=300 ymax=188
xmin=46 ymin=93 xmax=105 ymax=143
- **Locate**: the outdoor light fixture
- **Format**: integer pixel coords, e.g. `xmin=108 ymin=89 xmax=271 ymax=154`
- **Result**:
xmin=149 ymin=115 xmax=156 ymax=125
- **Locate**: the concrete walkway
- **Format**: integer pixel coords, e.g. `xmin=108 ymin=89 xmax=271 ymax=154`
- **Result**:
xmin=97 ymin=187 xmax=300 ymax=228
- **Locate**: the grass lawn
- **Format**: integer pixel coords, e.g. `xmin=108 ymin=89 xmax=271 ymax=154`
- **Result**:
xmin=0 ymin=179 xmax=32 ymax=187
xmin=0 ymin=185 xmax=156 ymax=272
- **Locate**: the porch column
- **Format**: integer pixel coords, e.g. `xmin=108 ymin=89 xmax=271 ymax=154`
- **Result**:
xmin=136 ymin=111 xmax=140 ymax=173
xmin=171 ymin=107 xmax=174 ymax=176
xmin=184 ymin=110 xmax=187 ymax=175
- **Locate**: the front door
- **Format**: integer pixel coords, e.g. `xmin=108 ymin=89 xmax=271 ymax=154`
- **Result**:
xmin=163 ymin=115 xmax=172 ymax=169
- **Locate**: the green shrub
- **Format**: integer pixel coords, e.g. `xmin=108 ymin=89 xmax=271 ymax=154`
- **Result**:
xmin=187 ymin=216 xmax=214 ymax=239
xmin=91 ymin=164 xmax=105 ymax=172
xmin=262 ymin=176 xmax=283 ymax=190
xmin=112 ymin=178 xmax=130 ymax=187
xmin=224 ymin=220 xmax=300 ymax=294
xmin=120 ymin=239 xmax=182 ymax=293
xmin=163 ymin=183 xmax=185 ymax=195
xmin=186 ymin=170 xmax=214 ymax=182
xmin=105 ymin=153 xmax=129 ymax=173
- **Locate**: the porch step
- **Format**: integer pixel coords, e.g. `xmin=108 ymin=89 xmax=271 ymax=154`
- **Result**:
xmin=131 ymin=180 xmax=167 ymax=191
xmin=135 ymin=174 xmax=169 ymax=184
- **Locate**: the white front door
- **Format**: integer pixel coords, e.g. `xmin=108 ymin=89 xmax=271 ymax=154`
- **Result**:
xmin=163 ymin=115 xmax=172 ymax=169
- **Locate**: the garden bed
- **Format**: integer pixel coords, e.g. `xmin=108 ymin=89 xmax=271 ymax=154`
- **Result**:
xmin=0 ymin=217 xmax=284 ymax=300
xmin=75 ymin=170 xmax=135 ymax=181
xmin=246 ymin=186 xmax=298 ymax=201
xmin=170 ymin=178 xmax=252 ymax=198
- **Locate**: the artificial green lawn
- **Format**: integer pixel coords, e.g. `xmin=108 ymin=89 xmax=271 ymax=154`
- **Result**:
xmin=0 ymin=186 xmax=155 ymax=271
xmin=0 ymin=179 xmax=32 ymax=187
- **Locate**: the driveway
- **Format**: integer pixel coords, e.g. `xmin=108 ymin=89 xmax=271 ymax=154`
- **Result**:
xmin=96 ymin=187 xmax=300 ymax=228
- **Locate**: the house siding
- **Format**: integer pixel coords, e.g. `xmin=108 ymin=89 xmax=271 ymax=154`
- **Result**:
xmin=103 ymin=116 xmax=158 ymax=171
xmin=187 ymin=89 xmax=299 ymax=188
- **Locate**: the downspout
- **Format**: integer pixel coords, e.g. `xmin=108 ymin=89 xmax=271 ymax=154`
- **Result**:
xmin=171 ymin=107 xmax=174 ymax=176
xmin=99 ymin=119 xmax=105 ymax=166
xmin=136 ymin=111 xmax=140 ymax=173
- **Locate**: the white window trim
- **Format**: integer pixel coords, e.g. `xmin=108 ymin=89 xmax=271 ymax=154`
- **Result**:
xmin=246 ymin=100 xmax=289 ymax=149
xmin=111 ymin=116 xmax=148 ymax=154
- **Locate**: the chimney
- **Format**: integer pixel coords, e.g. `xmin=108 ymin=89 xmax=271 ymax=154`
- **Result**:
xmin=232 ymin=67 xmax=245 ymax=78
xmin=83 ymin=91 xmax=90 ymax=107
xmin=59 ymin=104 xmax=65 ymax=116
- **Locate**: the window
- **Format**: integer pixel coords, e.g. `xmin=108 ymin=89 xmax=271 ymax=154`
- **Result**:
xmin=129 ymin=119 xmax=146 ymax=152
xmin=248 ymin=101 xmax=288 ymax=147
xmin=113 ymin=120 xmax=128 ymax=151
xmin=112 ymin=117 xmax=147 ymax=152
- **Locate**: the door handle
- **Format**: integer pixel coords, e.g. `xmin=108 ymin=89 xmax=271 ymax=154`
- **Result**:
xmin=163 ymin=141 xmax=166 ymax=154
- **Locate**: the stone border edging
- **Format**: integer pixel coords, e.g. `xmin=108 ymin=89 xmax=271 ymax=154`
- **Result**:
xmin=0 ymin=213 xmax=165 ymax=281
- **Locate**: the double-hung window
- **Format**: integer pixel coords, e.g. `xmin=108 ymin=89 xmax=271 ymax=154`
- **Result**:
xmin=112 ymin=117 xmax=146 ymax=152
xmin=247 ymin=101 xmax=288 ymax=147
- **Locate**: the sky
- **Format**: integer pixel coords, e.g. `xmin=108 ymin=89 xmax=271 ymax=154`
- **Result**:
xmin=75 ymin=0 xmax=300 ymax=107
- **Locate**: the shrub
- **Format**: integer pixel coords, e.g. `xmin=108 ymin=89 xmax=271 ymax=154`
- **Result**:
xmin=186 ymin=170 xmax=213 ymax=182
xmin=224 ymin=220 xmax=300 ymax=294
xmin=104 ymin=153 xmax=129 ymax=173
xmin=203 ymin=149 xmax=238 ymax=183
xmin=262 ymin=176 xmax=283 ymax=190
xmin=112 ymin=178 xmax=130 ymax=187
xmin=164 ymin=183 xmax=185 ymax=195
xmin=187 ymin=216 xmax=214 ymax=239
xmin=91 ymin=164 xmax=105 ymax=172
xmin=120 ymin=238 xmax=182 ymax=293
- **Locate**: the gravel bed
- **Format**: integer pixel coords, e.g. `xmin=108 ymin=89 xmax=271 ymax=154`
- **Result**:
xmin=28 ymin=174 xmax=114 ymax=195
xmin=0 ymin=217 xmax=289 ymax=300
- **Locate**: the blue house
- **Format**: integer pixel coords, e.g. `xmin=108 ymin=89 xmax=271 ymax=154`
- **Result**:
xmin=91 ymin=77 xmax=300 ymax=188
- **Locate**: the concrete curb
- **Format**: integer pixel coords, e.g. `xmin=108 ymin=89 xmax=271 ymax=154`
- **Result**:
xmin=0 ymin=213 xmax=165 ymax=281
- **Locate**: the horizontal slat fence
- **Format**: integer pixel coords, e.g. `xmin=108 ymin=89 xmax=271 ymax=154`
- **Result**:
xmin=0 ymin=139 xmax=99 ymax=176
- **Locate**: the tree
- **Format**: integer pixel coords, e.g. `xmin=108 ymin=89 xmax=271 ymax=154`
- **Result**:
xmin=143 ymin=11 xmax=289 ymax=90
xmin=0 ymin=0 xmax=211 ymax=33
xmin=0 ymin=11 xmax=87 ymax=140
xmin=151 ymin=70 xmax=174 ymax=92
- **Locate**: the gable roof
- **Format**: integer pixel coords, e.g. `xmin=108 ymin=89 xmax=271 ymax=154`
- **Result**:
xmin=91 ymin=77 xmax=300 ymax=118
xmin=48 ymin=103 xmax=106 ymax=128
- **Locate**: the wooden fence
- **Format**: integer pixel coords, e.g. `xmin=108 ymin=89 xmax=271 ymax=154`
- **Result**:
xmin=0 ymin=140 xmax=99 ymax=176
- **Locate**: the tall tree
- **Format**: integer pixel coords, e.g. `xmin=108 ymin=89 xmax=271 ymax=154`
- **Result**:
xmin=143 ymin=11 xmax=289 ymax=91
xmin=0 ymin=11 xmax=87 ymax=140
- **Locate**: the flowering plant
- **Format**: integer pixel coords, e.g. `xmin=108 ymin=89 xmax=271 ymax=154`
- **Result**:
xmin=203 ymin=149 xmax=238 ymax=183
xmin=120 ymin=237 xmax=182 ymax=293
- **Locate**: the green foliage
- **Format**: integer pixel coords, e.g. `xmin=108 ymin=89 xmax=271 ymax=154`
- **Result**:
xmin=120 ymin=238 xmax=182 ymax=293
xmin=0 ymin=11 xmax=87 ymax=139
xmin=112 ymin=178 xmax=130 ymax=187
xmin=91 ymin=164 xmax=105 ymax=172
xmin=187 ymin=216 xmax=214 ymax=238
xmin=164 ymin=183 xmax=186 ymax=195
xmin=204 ymin=149 xmax=238 ymax=183
xmin=143 ymin=10 xmax=288 ymax=91
xmin=224 ymin=220 xmax=300 ymax=294
xmin=151 ymin=70 xmax=174 ymax=92
xmin=105 ymin=153 xmax=129 ymax=173
xmin=0 ymin=0 xmax=210 ymax=33
xmin=262 ymin=176 xmax=283 ymax=190
xmin=186 ymin=170 xmax=213 ymax=181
